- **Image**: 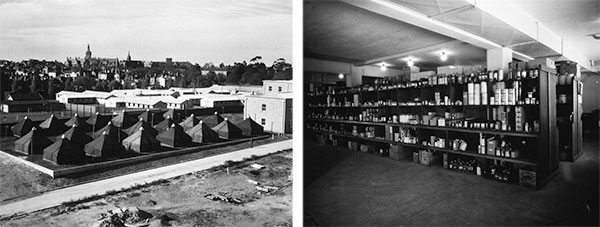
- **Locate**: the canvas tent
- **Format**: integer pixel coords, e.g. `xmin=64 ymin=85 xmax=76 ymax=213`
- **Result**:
xmin=122 ymin=127 xmax=161 ymax=153
xmin=212 ymin=119 xmax=242 ymax=139
xmin=138 ymin=109 xmax=163 ymax=126
xmin=43 ymin=136 xmax=84 ymax=165
xmin=86 ymin=112 xmax=111 ymax=131
xmin=154 ymin=117 xmax=174 ymax=133
xmin=124 ymin=118 xmax=158 ymax=136
xmin=93 ymin=121 xmax=128 ymax=142
xmin=111 ymin=110 xmax=136 ymax=128
xmin=64 ymin=113 xmax=88 ymax=128
xmin=236 ymin=117 xmax=264 ymax=136
xmin=157 ymin=124 xmax=193 ymax=148
xmin=201 ymin=112 xmax=224 ymax=128
xmin=179 ymin=113 xmax=200 ymax=131
xmin=38 ymin=114 xmax=67 ymax=135
xmin=59 ymin=125 xmax=93 ymax=150
xmin=10 ymin=116 xmax=38 ymax=138
xmin=84 ymin=131 xmax=125 ymax=158
xmin=186 ymin=121 xmax=220 ymax=144
xmin=14 ymin=127 xmax=52 ymax=155
xmin=162 ymin=109 xmax=182 ymax=122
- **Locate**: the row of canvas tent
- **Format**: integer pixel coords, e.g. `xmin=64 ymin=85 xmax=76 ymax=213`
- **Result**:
xmin=11 ymin=112 xmax=264 ymax=165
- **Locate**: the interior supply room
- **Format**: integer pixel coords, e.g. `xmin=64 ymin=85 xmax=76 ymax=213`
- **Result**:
xmin=302 ymin=0 xmax=599 ymax=226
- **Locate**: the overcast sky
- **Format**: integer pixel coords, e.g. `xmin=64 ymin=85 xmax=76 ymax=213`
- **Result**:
xmin=0 ymin=0 xmax=292 ymax=66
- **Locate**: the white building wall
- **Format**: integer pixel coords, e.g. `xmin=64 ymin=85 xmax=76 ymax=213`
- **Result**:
xmin=244 ymin=96 xmax=290 ymax=134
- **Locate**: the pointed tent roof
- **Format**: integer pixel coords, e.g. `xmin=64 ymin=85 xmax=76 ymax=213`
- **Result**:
xmin=10 ymin=116 xmax=39 ymax=138
xmin=201 ymin=112 xmax=224 ymax=128
xmin=122 ymin=127 xmax=161 ymax=153
xmin=38 ymin=114 xmax=67 ymax=135
xmin=86 ymin=112 xmax=111 ymax=129
xmin=162 ymin=109 xmax=181 ymax=121
xmin=60 ymin=125 xmax=93 ymax=149
xmin=93 ymin=121 xmax=128 ymax=142
xmin=179 ymin=113 xmax=200 ymax=131
xmin=43 ymin=136 xmax=82 ymax=165
xmin=154 ymin=117 xmax=174 ymax=133
xmin=138 ymin=109 xmax=163 ymax=125
xmin=14 ymin=128 xmax=53 ymax=155
xmin=236 ymin=117 xmax=264 ymax=136
xmin=84 ymin=131 xmax=125 ymax=158
xmin=111 ymin=110 xmax=135 ymax=128
xmin=211 ymin=118 xmax=242 ymax=139
xmin=157 ymin=123 xmax=193 ymax=148
xmin=64 ymin=113 xmax=88 ymax=128
xmin=39 ymin=114 xmax=61 ymax=129
xmin=186 ymin=121 xmax=220 ymax=144
xmin=124 ymin=118 xmax=158 ymax=136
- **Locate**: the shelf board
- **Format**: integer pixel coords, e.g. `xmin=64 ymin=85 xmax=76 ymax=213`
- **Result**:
xmin=307 ymin=118 xmax=538 ymax=138
xmin=308 ymin=129 xmax=538 ymax=166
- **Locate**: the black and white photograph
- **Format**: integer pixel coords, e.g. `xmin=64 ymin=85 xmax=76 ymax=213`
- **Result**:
xmin=303 ymin=0 xmax=599 ymax=226
xmin=0 ymin=0 xmax=292 ymax=226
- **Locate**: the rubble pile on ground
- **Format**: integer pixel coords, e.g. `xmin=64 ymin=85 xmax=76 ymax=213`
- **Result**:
xmin=92 ymin=207 xmax=153 ymax=227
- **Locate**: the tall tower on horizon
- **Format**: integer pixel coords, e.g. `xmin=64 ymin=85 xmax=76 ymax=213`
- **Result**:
xmin=85 ymin=44 xmax=92 ymax=60
xmin=127 ymin=51 xmax=131 ymax=61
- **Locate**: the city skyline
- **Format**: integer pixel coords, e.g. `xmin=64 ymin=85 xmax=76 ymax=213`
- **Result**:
xmin=0 ymin=0 xmax=292 ymax=65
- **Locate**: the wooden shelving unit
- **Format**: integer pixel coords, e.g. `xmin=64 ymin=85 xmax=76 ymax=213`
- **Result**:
xmin=305 ymin=65 xmax=558 ymax=189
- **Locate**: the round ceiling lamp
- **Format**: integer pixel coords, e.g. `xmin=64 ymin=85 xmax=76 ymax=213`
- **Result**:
xmin=407 ymin=59 xmax=414 ymax=67
xmin=440 ymin=52 xmax=448 ymax=61
xmin=338 ymin=73 xmax=344 ymax=79
xmin=380 ymin=63 xmax=387 ymax=71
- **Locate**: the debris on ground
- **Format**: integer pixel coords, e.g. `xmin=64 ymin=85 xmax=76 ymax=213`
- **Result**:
xmin=93 ymin=207 xmax=153 ymax=227
xmin=145 ymin=199 xmax=157 ymax=207
xmin=250 ymin=163 xmax=265 ymax=170
xmin=204 ymin=193 xmax=242 ymax=205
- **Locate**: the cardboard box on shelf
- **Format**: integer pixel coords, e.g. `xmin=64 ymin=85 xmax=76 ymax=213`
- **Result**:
xmin=519 ymin=169 xmax=537 ymax=189
xmin=413 ymin=151 xmax=419 ymax=163
xmin=527 ymin=58 xmax=555 ymax=69
xmin=419 ymin=150 xmax=440 ymax=166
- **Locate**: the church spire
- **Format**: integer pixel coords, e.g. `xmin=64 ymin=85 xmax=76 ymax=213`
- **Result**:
xmin=127 ymin=51 xmax=131 ymax=61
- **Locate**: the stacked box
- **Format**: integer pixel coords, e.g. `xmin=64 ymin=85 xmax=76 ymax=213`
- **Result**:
xmin=474 ymin=83 xmax=481 ymax=105
xmin=519 ymin=169 xmax=537 ymax=189
xmin=467 ymin=83 xmax=475 ymax=105
xmin=413 ymin=152 xmax=420 ymax=163
xmin=515 ymin=106 xmax=527 ymax=131
xmin=481 ymin=82 xmax=488 ymax=105
xmin=487 ymin=138 xmax=497 ymax=155
xmin=360 ymin=144 xmax=369 ymax=153
xmin=389 ymin=145 xmax=401 ymax=160
xmin=349 ymin=141 xmax=358 ymax=151
xmin=528 ymin=58 xmax=555 ymax=69
xmin=443 ymin=153 xmax=448 ymax=169
xmin=385 ymin=126 xmax=397 ymax=141
xmin=419 ymin=150 xmax=439 ymax=166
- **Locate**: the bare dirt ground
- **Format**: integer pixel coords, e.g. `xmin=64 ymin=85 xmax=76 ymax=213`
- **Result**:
xmin=0 ymin=149 xmax=292 ymax=226
xmin=0 ymin=134 xmax=290 ymax=205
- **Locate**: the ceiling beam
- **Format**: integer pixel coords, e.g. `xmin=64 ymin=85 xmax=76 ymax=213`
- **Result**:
xmin=343 ymin=0 xmax=502 ymax=50
xmin=356 ymin=40 xmax=463 ymax=66
xmin=471 ymin=0 xmax=593 ymax=70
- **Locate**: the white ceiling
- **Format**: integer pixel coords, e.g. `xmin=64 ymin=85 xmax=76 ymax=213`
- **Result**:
xmin=514 ymin=0 xmax=600 ymax=62
xmin=304 ymin=0 xmax=599 ymax=71
xmin=304 ymin=0 xmax=487 ymax=70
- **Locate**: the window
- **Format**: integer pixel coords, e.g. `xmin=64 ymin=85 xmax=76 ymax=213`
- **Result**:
xmin=268 ymin=86 xmax=272 ymax=91
xmin=262 ymin=104 xmax=266 ymax=111
xmin=278 ymin=87 xmax=282 ymax=92
xmin=261 ymin=118 xmax=266 ymax=125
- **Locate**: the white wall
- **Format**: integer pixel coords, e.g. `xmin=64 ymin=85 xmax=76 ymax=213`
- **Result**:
xmin=581 ymin=72 xmax=600 ymax=113
xmin=304 ymin=58 xmax=403 ymax=87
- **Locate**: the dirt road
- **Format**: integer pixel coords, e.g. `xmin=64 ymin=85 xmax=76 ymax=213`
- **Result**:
xmin=0 ymin=139 xmax=292 ymax=217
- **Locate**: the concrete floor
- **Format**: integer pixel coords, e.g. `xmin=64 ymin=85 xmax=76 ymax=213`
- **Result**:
xmin=304 ymin=134 xmax=599 ymax=226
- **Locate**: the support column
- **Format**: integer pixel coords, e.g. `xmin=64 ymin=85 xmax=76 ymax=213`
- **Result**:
xmin=486 ymin=47 xmax=513 ymax=72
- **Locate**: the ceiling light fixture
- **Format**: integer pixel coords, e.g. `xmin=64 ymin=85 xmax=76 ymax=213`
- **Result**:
xmin=440 ymin=52 xmax=448 ymax=61
xmin=338 ymin=73 xmax=344 ymax=79
xmin=380 ymin=63 xmax=387 ymax=71
xmin=407 ymin=59 xmax=414 ymax=67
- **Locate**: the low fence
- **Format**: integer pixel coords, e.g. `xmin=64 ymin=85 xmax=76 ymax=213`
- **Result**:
xmin=0 ymin=135 xmax=271 ymax=178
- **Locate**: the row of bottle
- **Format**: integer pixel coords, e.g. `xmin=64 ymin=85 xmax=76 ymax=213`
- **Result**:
xmin=447 ymin=157 xmax=515 ymax=183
